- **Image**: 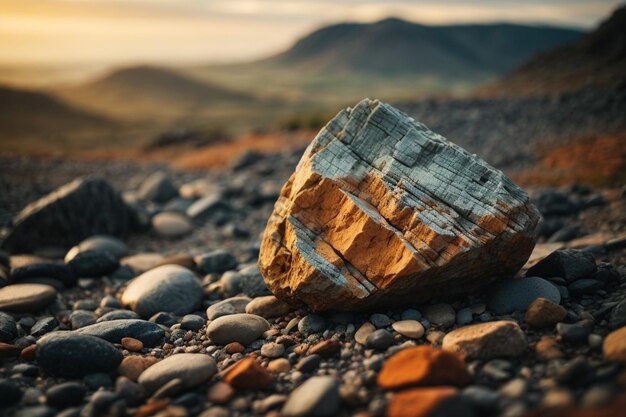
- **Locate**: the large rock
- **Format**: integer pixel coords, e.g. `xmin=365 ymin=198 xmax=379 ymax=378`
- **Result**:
xmin=2 ymin=177 xmax=137 ymax=253
xmin=258 ymin=99 xmax=539 ymax=310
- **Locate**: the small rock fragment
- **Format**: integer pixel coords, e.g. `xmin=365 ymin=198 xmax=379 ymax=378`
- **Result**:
xmin=524 ymin=298 xmax=567 ymax=328
xmin=222 ymin=357 xmax=273 ymax=390
xmin=442 ymin=321 xmax=527 ymax=360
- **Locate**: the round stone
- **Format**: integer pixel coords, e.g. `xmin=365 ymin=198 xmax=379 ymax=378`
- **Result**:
xmin=370 ymin=313 xmax=392 ymax=328
xmin=121 ymin=265 xmax=202 ymax=318
xmin=355 ymin=322 xmax=376 ymax=345
xmin=267 ymin=358 xmax=291 ymax=373
xmin=0 ymin=284 xmax=57 ymax=313
xmin=366 ymin=329 xmax=394 ymax=350
xmin=138 ymin=353 xmax=217 ymax=394
xmin=487 ymin=277 xmax=561 ymax=315
xmin=0 ymin=312 xmax=18 ymax=342
xmin=282 ymin=376 xmax=340 ymax=417
xmin=194 ymin=250 xmax=238 ymax=274
xmin=261 ymin=342 xmax=285 ymax=358
xmin=64 ymin=235 xmax=128 ymax=262
xmin=442 ymin=321 xmax=527 ymax=360
xmin=524 ymin=298 xmax=567 ymax=328
xmin=392 ymin=320 xmax=425 ymax=339
xmin=456 ymin=308 xmax=473 ymax=325
xmin=423 ymin=303 xmax=456 ymax=328
xmin=181 ymin=314 xmax=205 ymax=331
xmin=151 ymin=212 xmax=192 ymax=238
xmin=206 ymin=297 xmax=251 ymax=320
xmin=298 ymin=314 xmax=325 ymax=336
xmin=67 ymin=250 xmax=119 ymax=278
xmin=206 ymin=313 xmax=270 ymax=345
xmin=37 ymin=333 xmax=122 ymax=378
xmin=245 ymin=295 xmax=292 ymax=318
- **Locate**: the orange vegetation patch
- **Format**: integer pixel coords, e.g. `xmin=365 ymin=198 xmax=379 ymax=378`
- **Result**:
xmin=170 ymin=131 xmax=314 ymax=170
xmin=512 ymin=133 xmax=626 ymax=187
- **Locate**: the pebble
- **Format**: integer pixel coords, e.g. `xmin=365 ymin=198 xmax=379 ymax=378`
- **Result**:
xmin=206 ymin=313 xmax=269 ymax=345
xmin=487 ymin=277 xmax=561 ymax=314
xmin=568 ymin=279 xmax=603 ymax=296
xmin=118 ymin=355 xmax=158 ymax=381
xmin=67 ymin=250 xmax=119 ymax=278
xmin=138 ymin=171 xmax=178 ymax=202
xmin=121 ymin=337 xmax=144 ymax=351
xmin=370 ymin=313 xmax=392 ymax=328
xmin=442 ymin=321 xmax=527 ymax=360
xmin=355 ymin=322 xmax=376 ymax=345
xmin=65 ymin=235 xmax=128 ymax=261
xmin=298 ymin=314 xmax=325 ymax=335
xmin=75 ymin=319 xmax=164 ymax=346
xmin=13 ymin=405 xmax=56 ymax=417
xmin=461 ymin=386 xmax=501 ymax=412
xmin=70 ymin=310 xmax=97 ymax=329
xmin=120 ymin=253 xmax=163 ymax=274
xmin=603 ymin=326 xmax=626 ymax=363
xmin=296 ymin=354 xmax=321 ymax=373
xmin=83 ymin=373 xmax=112 ymax=390
xmin=115 ymin=376 xmax=145 ymax=406
xmin=96 ymin=310 xmax=140 ymax=322
xmin=535 ymin=336 xmax=563 ymax=361
xmin=0 ymin=312 xmax=17 ymax=342
xmin=377 ymin=346 xmax=470 ymax=389
xmin=207 ymin=297 xmax=251 ymax=320
xmin=267 ymin=358 xmax=291 ymax=373
xmin=245 ymin=295 xmax=292 ymax=318
xmin=556 ymin=322 xmax=590 ymax=344
xmin=46 ymin=382 xmax=86 ymax=409
xmin=180 ymin=314 xmax=205 ymax=331
xmin=237 ymin=265 xmax=271 ymax=297
xmin=387 ymin=387 xmax=466 ymax=417
xmin=194 ymin=250 xmax=238 ymax=274
xmin=366 ymin=329 xmax=393 ymax=350
xmin=36 ymin=333 xmax=122 ymax=377
xmin=282 ymin=376 xmax=340 ymax=417
xmin=151 ymin=212 xmax=193 ymax=238
xmin=222 ymin=357 xmax=273 ymax=389
xmin=527 ymin=248 xmax=597 ymax=282
xmin=524 ymin=297 xmax=567 ymax=328
xmin=392 ymin=320 xmax=425 ymax=339
xmin=207 ymin=382 xmax=234 ymax=404
xmin=456 ymin=308 xmax=473 ymax=325
xmin=0 ymin=378 xmax=23 ymax=407
xmin=608 ymin=300 xmax=626 ymax=330
xmin=10 ymin=263 xmax=75 ymax=287
xmin=308 ymin=340 xmax=341 ymax=358
xmin=31 ymin=317 xmax=58 ymax=337
xmin=261 ymin=342 xmax=285 ymax=358
xmin=423 ymin=303 xmax=456 ymax=327
xmin=225 ymin=342 xmax=245 ymax=354
xmin=138 ymin=353 xmax=217 ymax=394
xmin=0 ymin=283 xmax=57 ymax=312
xmin=121 ymin=265 xmax=202 ymax=318
xmin=401 ymin=309 xmax=422 ymax=321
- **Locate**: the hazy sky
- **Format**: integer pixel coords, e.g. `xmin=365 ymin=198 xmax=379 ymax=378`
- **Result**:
xmin=0 ymin=0 xmax=622 ymax=65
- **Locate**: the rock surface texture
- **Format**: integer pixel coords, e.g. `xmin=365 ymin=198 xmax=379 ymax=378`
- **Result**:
xmin=259 ymin=99 xmax=540 ymax=310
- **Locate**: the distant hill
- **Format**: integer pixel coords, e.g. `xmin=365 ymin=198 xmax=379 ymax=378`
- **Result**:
xmin=57 ymin=65 xmax=257 ymax=122
xmin=480 ymin=5 xmax=626 ymax=96
xmin=0 ymin=85 xmax=111 ymax=144
xmin=264 ymin=18 xmax=583 ymax=78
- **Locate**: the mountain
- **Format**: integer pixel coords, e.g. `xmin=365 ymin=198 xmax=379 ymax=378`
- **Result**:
xmin=480 ymin=5 xmax=626 ymax=96
xmin=57 ymin=65 xmax=257 ymax=122
xmin=0 ymin=85 xmax=111 ymax=146
xmin=264 ymin=18 xmax=583 ymax=78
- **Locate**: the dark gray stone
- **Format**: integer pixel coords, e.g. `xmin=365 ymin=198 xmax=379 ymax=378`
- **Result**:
xmin=527 ymin=249 xmax=597 ymax=282
xmin=0 ymin=378 xmax=22 ymax=408
xmin=296 ymin=354 xmax=322 ymax=373
xmin=96 ymin=310 xmax=140 ymax=322
xmin=2 ymin=177 xmax=138 ymax=253
xmin=487 ymin=277 xmax=561 ymax=314
xmin=11 ymin=263 xmax=75 ymax=287
xmin=30 ymin=317 xmax=58 ymax=337
xmin=298 ymin=314 xmax=325 ymax=336
xmin=557 ymin=322 xmax=590 ymax=344
xmin=0 ymin=312 xmax=17 ymax=342
xmin=365 ymin=329 xmax=393 ymax=350
xmin=195 ymin=250 xmax=237 ymax=274
xmin=75 ymin=319 xmax=164 ymax=346
xmin=568 ymin=279 xmax=603 ymax=296
xmin=36 ymin=332 xmax=122 ymax=377
xmin=137 ymin=171 xmax=178 ymax=203
xmin=70 ymin=310 xmax=97 ymax=329
xmin=181 ymin=314 xmax=205 ymax=331
xmin=67 ymin=250 xmax=119 ymax=278
xmin=14 ymin=406 xmax=56 ymax=417
xmin=608 ymin=300 xmax=626 ymax=330
xmin=46 ymin=382 xmax=86 ymax=409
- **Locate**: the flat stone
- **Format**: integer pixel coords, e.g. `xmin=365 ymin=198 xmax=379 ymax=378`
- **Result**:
xmin=557 ymin=322 xmax=590 ymax=344
xmin=261 ymin=342 xmax=285 ymax=358
xmin=64 ymin=235 xmax=128 ymax=262
xmin=206 ymin=313 xmax=269 ymax=345
xmin=206 ymin=297 xmax=251 ymax=320
xmin=423 ymin=303 xmax=456 ymax=328
xmin=392 ymin=320 xmax=425 ymax=339
xmin=180 ymin=314 xmax=205 ymax=331
xmin=259 ymin=99 xmax=539 ymax=311
xmin=97 ymin=310 xmax=140 ymax=322
xmin=120 ymin=253 xmax=164 ymax=275
xmin=67 ymin=250 xmax=119 ymax=278
xmin=377 ymin=346 xmax=470 ymax=389
xmin=527 ymin=248 xmax=597 ymax=282
xmin=524 ymin=298 xmax=567 ymax=328
xmin=295 ymin=354 xmax=321 ymax=373
xmin=121 ymin=265 xmax=202 ymax=318
xmin=442 ymin=321 xmax=527 ymax=360
xmin=151 ymin=212 xmax=192 ymax=238
xmin=75 ymin=319 xmax=164 ymax=346
xmin=308 ymin=340 xmax=341 ymax=358
xmin=603 ymin=327 xmax=626 ymax=363
xmin=245 ymin=295 xmax=292 ymax=318
xmin=45 ymin=382 xmax=86 ymax=409
xmin=487 ymin=277 xmax=561 ymax=314
xmin=36 ymin=332 xmax=122 ymax=378
xmin=0 ymin=284 xmax=57 ymax=313
xmin=138 ymin=353 xmax=216 ymax=394
xmin=121 ymin=337 xmax=143 ymax=351
xmin=30 ymin=317 xmax=58 ymax=337
xmin=222 ymin=357 xmax=273 ymax=390
xmin=282 ymin=376 xmax=340 ymax=417
xmin=267 ymin=358 xmax=291 ymax=373
xmin=10 ymin=263 xmax=75 ymax=287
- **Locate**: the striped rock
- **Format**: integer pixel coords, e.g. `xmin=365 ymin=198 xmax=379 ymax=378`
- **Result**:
xmin=259 ymin=99 xmax=539 ymax=311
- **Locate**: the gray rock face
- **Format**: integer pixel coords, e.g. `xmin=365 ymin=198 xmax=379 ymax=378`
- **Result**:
xmin=36 ymin=332 xmax=122 ymax=377
xmin=487 ymin=277 xmax=561 ymax=314
xmin=75 ymin=319 xmax=164 ymax=346
xmin=138 ymin=353 xmax=217 ymax=394
xmin=206 ymin=313 xmax=269 ymax=345
xmin=121 ymin=265 xmax=202 ymax=318
xmin=2 ymin=177 xmax=138 ymax=253
xmin=0 ymin=284 xmax=57 ymax=313
xmin=282 ymin=376 xmax=340 ymax=417
xmin=259 ymin=99 xmax=540 ymax=311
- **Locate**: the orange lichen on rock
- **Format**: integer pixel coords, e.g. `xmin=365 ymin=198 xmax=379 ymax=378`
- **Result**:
xmin=377 ymin=346 xmax=471 ymax=390
xmin=259 ymin=99 xmax=539 ymax=311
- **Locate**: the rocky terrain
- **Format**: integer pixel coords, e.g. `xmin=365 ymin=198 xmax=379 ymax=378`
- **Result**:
xmin=0 ymin=98 xmax=625 ymax=417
